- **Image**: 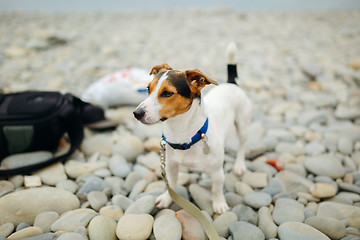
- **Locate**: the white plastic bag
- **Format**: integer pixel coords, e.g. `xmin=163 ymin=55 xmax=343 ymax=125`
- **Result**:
xmin=81 ymin=68 xmax=152 ymax=107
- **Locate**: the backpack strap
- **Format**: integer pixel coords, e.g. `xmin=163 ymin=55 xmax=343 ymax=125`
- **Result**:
xmin=0 ymin=94 xmax=84 ymax=176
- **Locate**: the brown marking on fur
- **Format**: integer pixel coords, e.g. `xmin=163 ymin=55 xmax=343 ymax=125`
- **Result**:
xmin=150 ymin=63 xmax=173 ymax=76
xmin=157 ymin=79 xmax=193 ymax=120
xmin=185 ymin=69 xmax=218 ymax=96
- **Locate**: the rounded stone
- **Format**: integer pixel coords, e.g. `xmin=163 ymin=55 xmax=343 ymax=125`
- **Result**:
xmin=99 ymin=205 xmax=123 ymax=220
xmin=88 ymin=215 xmax=117 ymax=240
xmin=7 ymin=226 xmax=43 ymax=240
xmin=0 ymin=187 xmax=80 ymax=225
xmin=34 ymin=211 xmax=59 ymax=233
xmin=258 ymin=206 xmax=278 ymax=239
xmin=272 ymin=198 xmax=305 ymax=225
xmin=309 ymin=183 xmax=337 ymax=198
xmin=116 ymin=214 xmax=154 ymax=240
xmin=176 ymin=209 xmax=206 ymax=240
xmin=50 ymin=208 xmax=97 ymax=232
xmin=87 ymin=191 xmax=108 ymax=211
xmin=124 ymin=195 xmax=155 ymax=214
xmin=0 ymin=222 xmax=14 ymax=238
xmin=338 ymin=137 xmax=353 ymax=155
xmin=305 ymin=216 xmax=346 ymax=240
xmin=278 ymin=221 xmax=331 ymax=240
xmin=304 ymin=155 xmax=345 ymax=179
xmin=33 ymin=162 xmax=67 ymax=186
xmin=213 ymin=212 xmax=238 ymax=238
xmin=55 ymin=179 xmax=79 ymax=193
xmin=153 ymin=214 xmax=182 ymax=240
xmin=243 ymin=192 xmax=272 ymax=209
xmin=234 ymin=181 xmax=254 ymax=196
xmin=64 ymin=160 xmax=108 ymax=179
xmin=229 ymin=221 xmax=265 ymax=240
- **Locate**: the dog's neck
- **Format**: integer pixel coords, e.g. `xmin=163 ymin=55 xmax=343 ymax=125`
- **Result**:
xmin=161 ymin=97 xmax=207 ymax=144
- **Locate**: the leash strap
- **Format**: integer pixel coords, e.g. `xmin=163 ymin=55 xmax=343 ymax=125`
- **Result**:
xmin=160 ymin=140 xmax=220 ymax=240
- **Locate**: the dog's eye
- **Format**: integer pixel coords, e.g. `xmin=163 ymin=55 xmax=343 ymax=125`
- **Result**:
xmin=147 ymin=86 xmax=150 ymax=94
xmin=160 ymin=90 xmax=174 ymax=98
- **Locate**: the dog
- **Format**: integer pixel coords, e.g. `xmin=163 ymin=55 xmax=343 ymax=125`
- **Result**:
xmin=133 ymin=60 xmax=251 ymax=214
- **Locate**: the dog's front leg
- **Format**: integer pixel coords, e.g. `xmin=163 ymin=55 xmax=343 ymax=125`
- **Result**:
xmin=156 ymin=156 xmax=179 ymax=209
xmin=210 ymin=168 xmax=229 ymax=214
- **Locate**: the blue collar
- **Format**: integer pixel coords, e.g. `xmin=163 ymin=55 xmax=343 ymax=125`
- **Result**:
xmin=162 ymin=118 xmax=209 ymax=150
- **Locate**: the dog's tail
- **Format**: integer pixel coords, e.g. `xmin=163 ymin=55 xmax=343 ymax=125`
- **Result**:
xmin=227 ymin=42 xmax=238 ymax=85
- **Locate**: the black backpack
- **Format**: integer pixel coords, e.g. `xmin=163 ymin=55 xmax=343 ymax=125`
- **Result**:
xmin=0 ymin=91 xmax=115 ymax=176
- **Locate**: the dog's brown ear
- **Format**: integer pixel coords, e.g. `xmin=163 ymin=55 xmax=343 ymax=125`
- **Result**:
xmin=150 ymin=64 xmax=173 ymax=76
xmin=185 ymin=69 xmax=218 ymax=93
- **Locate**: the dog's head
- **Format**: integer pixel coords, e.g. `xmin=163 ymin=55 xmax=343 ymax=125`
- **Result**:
xmin=133 ymin=63 xmax=218 ymax=124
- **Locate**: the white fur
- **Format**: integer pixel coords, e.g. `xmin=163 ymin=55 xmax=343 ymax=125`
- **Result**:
xmin=135 ymin=80 xmax=252 ymax=214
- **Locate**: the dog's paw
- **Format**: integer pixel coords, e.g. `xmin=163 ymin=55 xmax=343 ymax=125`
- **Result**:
xmin=155 ymin=192 xmax=172 ymax=209
xmin=213 ymin=200 xmax=229 ymax=214
xmin=233 ymin=160 xmax=246 ymax=176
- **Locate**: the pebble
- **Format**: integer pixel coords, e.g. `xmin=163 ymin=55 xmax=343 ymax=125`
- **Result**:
xmin=338 ymin=137 xmax=354 ymax=155
xmin=305 ymin=216 xmax=346 ymax=240
xmin=87 ymin=191 xmax=108 ymax=211
xmin=261 ymin=177 xmax=286 ymax=196
xmin=50 ymin=208 xmax=97 ymax=232
xmin=112 ymin=133 xmax=144 ymax=162
xmin=24 ymin=175 xmax=42 ymax=188
xmin=305 ymin=141 xmax=326 ymax=156
xmin=189 ymin=184 xmax=214 ymax=216
xmin=77 ymin=176 xmax=111 ymax=197
xmin=338 ymin=182 xmax=360 ymax=195
xmin=0 ymin=180 xmax=15 ymax=194
xmin=235 ymin=181 xmax=254 ymax=196
xmin=153 ymin=214 xmax=182 ymax=240
xmin=243 ymin=192 xmax=272 ymax=209
xmin=272 ymin=198 xmax=305 ymax=225
xmin=309 ymin=183 xmax=337 ymax=198
xmin=55 ymin=179 xmax=79 ymax=193
xmin=0 ymin=222 xmax=14 ymax=238
xmin=64 ymin=160 xmax=108 ymax=179
xmin=124 ymin=195 xmax=155 ymax=214
xmin=33 ymin=162 xmax=67 ymax=186
xmin=7 ymin=226 xmax=43 ymax=240
xmin=0 ymin=187 xmax=80 ymax=225
xmin=241 ymin=171 xmax=268 ymax=189
xmin=108 ymin=155 xmax=132 ymax=178
xmin=229 ymin=221 xmax=265 ymax=240
xmin=80 ymin=134 xmax=113 ymax=156
xmin=22 ymin=233 xmax=58 ymax=240
xmin=231 ymin=205 xmax=258 ymax=225
xmin=213 ymin=212 xmax=238 ymax=238
xmin=317 ymin=202 xmax=360 ymax=229
xmin=57 ymin=232 xmax=87 ymax=240
xmin=276 ymin=170 xmax=314 ymax=193
xmin=304 ymin=155 xmax=345 ymax=179
xmin=1 ymin=151 xmax=53 ymax=169
xmin=112 ymin=194 xmax=133 ymax=211
xmin=34 ymin=211 xmax=59 ymax=233
xmin=278 ymin=221 xmax=331 ymax=240
xmin=99 ymin=205 xmax=123 ymax=220
xmin=176 ymin=209 xmax=206 ymax=240
xmin=116 ymin=214 xmax=154 ymax=240
xmin=258 ymin=206 xmax=278 ymax=239
xmin=88 ymin=215 xmax=117 ymax=240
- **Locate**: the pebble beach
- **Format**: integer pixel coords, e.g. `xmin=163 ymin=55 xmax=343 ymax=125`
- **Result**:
xmin=1 ymin=8 xmax=360 ymax=240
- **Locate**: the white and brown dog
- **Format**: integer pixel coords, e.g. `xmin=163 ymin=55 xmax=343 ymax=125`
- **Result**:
xmin=133 ymin=63 xmax=252 ymax=214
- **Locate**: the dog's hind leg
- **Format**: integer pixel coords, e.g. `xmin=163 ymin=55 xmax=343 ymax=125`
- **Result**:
xmin=233 ymin=112 xmax=250 ymax=176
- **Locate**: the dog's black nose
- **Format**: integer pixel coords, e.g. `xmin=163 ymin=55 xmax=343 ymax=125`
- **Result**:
xmin=133 ymin=108 xmax=145 ymax=120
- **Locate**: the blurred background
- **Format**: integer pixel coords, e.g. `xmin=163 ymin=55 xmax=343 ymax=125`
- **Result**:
xmin=0 ymin=0 xmax=359 ymax=97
